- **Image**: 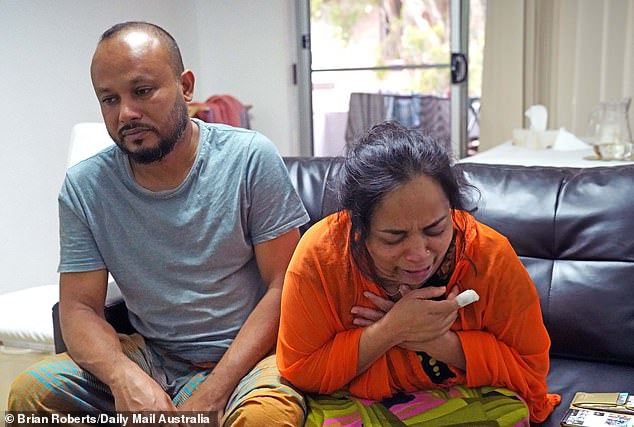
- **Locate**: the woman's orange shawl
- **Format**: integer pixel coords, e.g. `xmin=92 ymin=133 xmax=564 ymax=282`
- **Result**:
xmin=277 ymin=210 xmax=560 ymax=422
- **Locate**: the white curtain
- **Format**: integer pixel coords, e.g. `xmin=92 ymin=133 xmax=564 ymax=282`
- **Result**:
xmin=479 ymin=0 xmax=634 ymax=151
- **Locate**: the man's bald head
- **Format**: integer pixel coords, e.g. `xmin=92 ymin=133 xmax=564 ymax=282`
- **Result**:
xmin=97 ymin=21 xmax=185 ymax=76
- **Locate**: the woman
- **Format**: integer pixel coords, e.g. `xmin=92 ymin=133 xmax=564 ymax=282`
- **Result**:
xmin=276 ymin=122 xmax=560 ymax=426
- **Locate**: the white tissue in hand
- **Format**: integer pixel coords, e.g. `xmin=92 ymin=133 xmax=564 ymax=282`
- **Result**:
xmin=456 ymin=289 xmax=479 ymax=308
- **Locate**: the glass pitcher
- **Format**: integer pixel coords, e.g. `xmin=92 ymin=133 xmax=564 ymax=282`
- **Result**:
xmin=588 ymin=98 xmax=633 ymax=160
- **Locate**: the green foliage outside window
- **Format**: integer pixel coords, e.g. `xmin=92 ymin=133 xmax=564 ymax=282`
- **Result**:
xmin=310 ymin=0 xmax=484 ymax=97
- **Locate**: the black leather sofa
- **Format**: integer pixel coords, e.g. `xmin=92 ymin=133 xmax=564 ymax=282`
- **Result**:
xmin=53 ymin=158 xmax=634 ymax=426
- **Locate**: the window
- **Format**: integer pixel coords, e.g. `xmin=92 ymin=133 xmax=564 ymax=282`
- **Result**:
xmin=296 ymin=0 xmax=486 ymax=157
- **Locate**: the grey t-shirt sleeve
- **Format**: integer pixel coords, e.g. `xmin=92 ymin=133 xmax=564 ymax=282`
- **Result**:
xmin=244 ymin=134 xmax=310 ymax=245
xmin=58 ymin=176 xmax=106 ymax=273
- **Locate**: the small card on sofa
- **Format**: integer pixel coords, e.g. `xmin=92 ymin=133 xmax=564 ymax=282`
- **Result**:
xmin=561 ymin=392 xmax=634 ymax=427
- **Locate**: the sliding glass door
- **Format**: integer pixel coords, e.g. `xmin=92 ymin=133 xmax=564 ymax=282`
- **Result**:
xmin=296 ymin=0 xmax=485 ymax=158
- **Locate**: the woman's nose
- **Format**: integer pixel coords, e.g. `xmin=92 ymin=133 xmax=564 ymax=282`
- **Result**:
xmin=404 ymin=235 xmax=430 ymax=261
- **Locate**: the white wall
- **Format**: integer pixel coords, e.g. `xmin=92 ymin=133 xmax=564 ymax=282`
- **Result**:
xmin=193 ymin=1 xmax=300 ymax=156
xmin=0 ymin=0 xmax=297 ymax=293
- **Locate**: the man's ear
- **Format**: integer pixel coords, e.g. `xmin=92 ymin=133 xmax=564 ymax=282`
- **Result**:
xmin=180 ymin=69 xmax=195 ymax=102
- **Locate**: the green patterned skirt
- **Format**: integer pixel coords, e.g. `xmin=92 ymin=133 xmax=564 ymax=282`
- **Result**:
xmin=305 ymin=385 xmax=530 ymax=427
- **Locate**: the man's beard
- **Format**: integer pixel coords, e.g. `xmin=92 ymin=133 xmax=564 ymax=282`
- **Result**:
xmin=114 ymin=101 xmax=189 ymax=164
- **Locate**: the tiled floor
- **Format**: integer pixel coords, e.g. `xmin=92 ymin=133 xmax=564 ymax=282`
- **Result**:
xmin=0 ymin=346 xmax=52 ymax=413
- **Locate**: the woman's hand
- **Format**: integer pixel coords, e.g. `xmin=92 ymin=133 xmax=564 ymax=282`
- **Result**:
xmin=386 ymin=287 xmax=459 ymax=345
xmin=351 ymin=285 xmax=459 ymax=327
xmin=355 ymin=285 xmax=462 ymax=373
xmin=350 ymin=289 xmax=399 ymax=326
xmin=353 ymin=285 xmax=466 ymax=369
xmin=352 ymin=286 xmax=463 ymax=345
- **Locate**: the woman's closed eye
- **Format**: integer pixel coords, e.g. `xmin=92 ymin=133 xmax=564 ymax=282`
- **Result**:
xmin=380 ymin=233 xmax=406 ymax=245
xmin=423 ymin=215 xmax=451 ymax=236
xmin=425 ymin=226 xmax=446 ymax=237
xmin=381 ymin=227 xmax=443 ymax=243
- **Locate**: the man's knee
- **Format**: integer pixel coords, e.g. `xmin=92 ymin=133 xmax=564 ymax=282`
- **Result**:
xmin=9 ymin=374 xmax=31 ymax=411
xmin=8 ymin=353 xmax=109 ymax=413
xmin=8 ymin=359 xmax=57 ymax=411
xmin=223 ymin=391 xmax=305 ymax=427
xmin=222 ymin=354 xmax=306 ymax=426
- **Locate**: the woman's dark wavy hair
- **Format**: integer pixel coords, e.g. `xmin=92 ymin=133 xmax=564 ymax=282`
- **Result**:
xmin=336 ymin=121 xmax=478 ymax=279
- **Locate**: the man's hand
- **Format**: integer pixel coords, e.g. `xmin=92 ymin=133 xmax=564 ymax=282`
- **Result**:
xmin=176 ymin=387 xmax=221 ymax=427
xmin=59 ymin=271 xmax=176 ymax=413
xmin=174 ymin=229 xmax=301 ymax=425
xmin=109 ymin=361 xmax=177 ymax=413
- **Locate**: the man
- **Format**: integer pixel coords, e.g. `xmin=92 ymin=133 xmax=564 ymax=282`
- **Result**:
xmin=9 ymin=21 xmax=309 ymax=426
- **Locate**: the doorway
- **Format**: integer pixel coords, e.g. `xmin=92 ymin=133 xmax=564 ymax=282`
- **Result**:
xmin=296 ymin=0 xmax=485 ymax=158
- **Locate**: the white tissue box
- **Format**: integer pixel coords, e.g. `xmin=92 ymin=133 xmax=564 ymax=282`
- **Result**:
xmin=512 ymin=129 xmax=558 ymax=150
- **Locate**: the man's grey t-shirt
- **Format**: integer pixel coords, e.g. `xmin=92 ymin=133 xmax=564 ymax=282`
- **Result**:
xmin=58 ymin=120 xmax=309 ymax=364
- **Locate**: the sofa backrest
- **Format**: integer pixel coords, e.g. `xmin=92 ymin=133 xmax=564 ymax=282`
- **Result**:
xmin=283 ymin=157 xmax=634 ymax=366
xmin=284 ymin=157 xmax=344 ymax=233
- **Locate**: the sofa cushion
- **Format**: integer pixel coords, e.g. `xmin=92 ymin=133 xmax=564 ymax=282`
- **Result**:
xmin=536 ymin=357 xmax=634 ymax=427
xmin=456 ymin=163 xmax=568 ymax=259
xmin=456 ymin=163 xmax=634 ymax=366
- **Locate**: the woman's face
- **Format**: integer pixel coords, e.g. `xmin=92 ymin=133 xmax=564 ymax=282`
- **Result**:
xmin=365 ymin=175 xmax=454 ymax=294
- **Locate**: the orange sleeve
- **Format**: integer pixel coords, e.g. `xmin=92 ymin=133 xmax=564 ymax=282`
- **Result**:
xmin=277 ymin=214 xmax=372 ymax=394
xmin=456 ymin=227 xmax=561 ymax=422
xmin=278 ymin=268 xmax=417 ymax=398
xmin=276 ymin=215 xmax=417 ymax=398
xmin=277 ymin=267 xmax=364 ymax=393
